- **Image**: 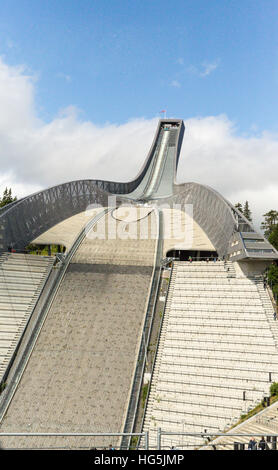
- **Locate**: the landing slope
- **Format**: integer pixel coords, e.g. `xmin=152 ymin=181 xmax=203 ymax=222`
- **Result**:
xmin=0 ymin=209 xmax=157 ymax=449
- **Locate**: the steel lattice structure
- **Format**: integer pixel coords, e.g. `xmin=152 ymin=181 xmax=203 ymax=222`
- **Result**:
xmin=0 ymin=118 xmax=277 ymax=262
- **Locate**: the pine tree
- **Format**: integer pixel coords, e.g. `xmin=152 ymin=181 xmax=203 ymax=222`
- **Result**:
xmin=269 ymin=224 xmax=278 ymax=251
xmin=243 ymin=201 xmax=252 ymax=222
xmin=235 ymin=203 xmax=243 ymax=213
xmin=0 ymin=187 xmax=17 ymax=208
xmin=261 ymin=210 xmax=278 ymax=237
xmin=263 ymin=210 xmax=278 ymax=305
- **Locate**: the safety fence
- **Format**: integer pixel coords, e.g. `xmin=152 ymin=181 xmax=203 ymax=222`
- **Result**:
xmin=0 ymin=430 xmax=278 ymax=450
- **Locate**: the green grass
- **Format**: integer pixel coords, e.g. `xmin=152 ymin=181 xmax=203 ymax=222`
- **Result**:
xmin=26 ymin=244 xmax=64 ymax=256
xmin=0 ymin=381 xmax=7 ymax=395
xmin=142 ymin=383 xmax=149 ymax=409
xmin=230 ymin=394 xmax=278 ymax=429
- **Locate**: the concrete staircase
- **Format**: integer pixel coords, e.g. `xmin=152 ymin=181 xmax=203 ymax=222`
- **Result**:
xmin=0 ymin=253 xmax=54 ymax=382
xmin=254 ymin=278 xmax=278 ymax=347
xmin=142 ymin=260 xmax=278 ymax=450
xmin=206 ymin=400 xmax=278 ymax=450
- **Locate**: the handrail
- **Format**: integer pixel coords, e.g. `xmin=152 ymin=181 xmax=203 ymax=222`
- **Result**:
xmin=167 ymin=256 xmax=221 ymax=261
xmin=266 ymin=282 xmax=278 ymax=311
xmin=138 ymin=258 xmax=174 ymax=449
xmin=157 ymin=429 xmax=278 ymax=450
xmin=0 ymin=431 xmax=150 ymax=450
xmin=0 ymin=429 xmax=278 ymax=450
xmin=256 ymin=415 xmax=278 ymax=431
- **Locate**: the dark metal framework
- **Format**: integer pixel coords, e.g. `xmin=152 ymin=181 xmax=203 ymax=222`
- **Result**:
xmin=167 ymin=183 xmax=237 ymax=258
xmin=164 ymin=182 xmax=276 ymax=260
xmin=0 ymin=119 xmax=184 ymax=251
xmin=0 ymin=180 xmax=110 ymax=251
xmin=0 ymin=118 xmax=277 ymax=262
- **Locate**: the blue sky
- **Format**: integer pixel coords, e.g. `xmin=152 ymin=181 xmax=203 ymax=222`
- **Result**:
xmin=1 ymin=0 xmax=278 ymax=132
xmin=0 ymin=0 xmax=278 ymax=229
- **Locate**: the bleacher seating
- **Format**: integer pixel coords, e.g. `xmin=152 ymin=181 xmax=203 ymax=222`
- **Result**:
xmin=0 ymin=253 xmax=54 ymax=382
xmin=143 ymin=260 xmax=278 ymax=450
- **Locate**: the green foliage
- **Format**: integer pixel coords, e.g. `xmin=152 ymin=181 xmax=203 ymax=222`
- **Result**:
xmin=235 ymin=202 xmax=243 ymax=213
xmin=0 ymin=381 xmax=7 ymax=394
xmin=130 ymin=436 xmax=139 ymax=450
xmin=26 ymin=244 xmax=64 ymax=255
xmin=267 ymin=264 xmax=278 ymax=304
xmin=231 ymin=393 xmax=278 ymax=430
xmin=261 ymin=210 xmax=278 ymax=237
xmin=268 ymin=264 xmax=278 ymax=285
xmin=262 ymin=210 xmax=278 ymax=304
xmin=269 ymin=224 xmax=278 ymax=251
xmin=270 ymin=382 xmax=278 ymax=397
xmin=142 ymin=383 xmax=149 ymax=409
xmin=0 ymin=187 xmax=17 ymax=207
xmin=235 ymin=201 xmax=252 ymax=221
xmin=243 ymin=201 xmax=252 ymax=222
xmin=273 ymin=284 xmax=278 ymax=303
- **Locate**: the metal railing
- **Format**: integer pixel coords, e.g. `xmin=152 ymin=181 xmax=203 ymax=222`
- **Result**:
xmin=0 ymin=432 xmax=149 ymax=450
xmin=267 ymin=279 xmax=278 ymax=307
xmin=156 ymin=429 xmax=278 ymax=450
xmin=121 ymin=209 xmax=163 ymax=449
xmin=138 ymin=256 xmax=175 ymax=449
xmin=0 ymin=430 xmax=278 ymax=450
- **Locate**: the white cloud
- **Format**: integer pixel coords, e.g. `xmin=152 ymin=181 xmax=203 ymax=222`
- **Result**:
xmin=0 ymin=57 xmax=156 ymax=192
xmin=0 ymin=57 xmax=277 ymax=231
xmin=57 ymin=72 xmax=72 ymax=82
xmin=6 ymin=39 xmax=16 ymax=50
xmin=199 ymin=60 xmax=219 ymax=77
xmin=187 ymin=60 xmax=220 ymax=78
xmin=170 ymin=80 xmax=181 ymax=88
xmin=177 ymin=115 xmax=278 ymax=230
xmin=0 ymin=57 xmax=39 ymax=131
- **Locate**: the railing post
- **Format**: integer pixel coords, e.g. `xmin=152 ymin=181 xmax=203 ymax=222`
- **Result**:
xmin=144 ymin=431 xmax=149 ymax=450
xmin=157 ymin=428 xmax=161 ymax=450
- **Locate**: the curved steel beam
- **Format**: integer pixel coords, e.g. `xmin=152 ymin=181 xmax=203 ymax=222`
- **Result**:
xmin=0 ymin=119 xmax=184 ymax=251
xmin=0 ymin=180 xmax=110 ymax=251
xmin=1 ymin=117 xmax=277 ymax=262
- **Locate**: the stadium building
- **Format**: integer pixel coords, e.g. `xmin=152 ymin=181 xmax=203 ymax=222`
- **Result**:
xmin=0 ymin=119 xmax=278 ymax=450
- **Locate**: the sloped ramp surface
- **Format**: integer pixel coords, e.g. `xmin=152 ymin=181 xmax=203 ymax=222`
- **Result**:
xmin=0 ymin=210 xmax=157 ymax=449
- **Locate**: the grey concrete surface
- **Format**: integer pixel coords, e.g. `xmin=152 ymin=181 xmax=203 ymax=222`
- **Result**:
xmin=0 ymin=212 xmax=157 ymax=449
